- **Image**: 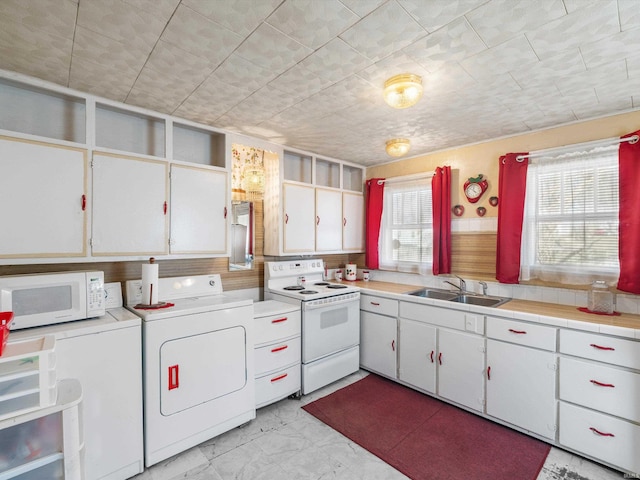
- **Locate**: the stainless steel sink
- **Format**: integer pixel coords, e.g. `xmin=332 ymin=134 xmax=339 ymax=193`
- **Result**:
xmin=406 ymin=289 xmax=511 ymax=307
xmin=406 ymin=288 xmax=459 ymax=301
xmin=448 ymin=294 xmax=511 ymax=307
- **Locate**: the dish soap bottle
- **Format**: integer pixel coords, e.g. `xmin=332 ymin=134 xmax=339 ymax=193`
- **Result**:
xmin=588 ymin=281 xmax=614 ymax=314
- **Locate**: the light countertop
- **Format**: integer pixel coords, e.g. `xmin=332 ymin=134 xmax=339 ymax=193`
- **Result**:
xmin=351 ymin=280 xmax=640 ymax=339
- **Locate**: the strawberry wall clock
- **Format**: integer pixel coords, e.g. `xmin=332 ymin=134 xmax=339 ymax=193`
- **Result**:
xmin=463 ymin=174 xmax=488 ymax=203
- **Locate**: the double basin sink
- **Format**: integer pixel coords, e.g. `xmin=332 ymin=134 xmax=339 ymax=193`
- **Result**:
xmin=406 ymin=287 xmax=511 ymax=308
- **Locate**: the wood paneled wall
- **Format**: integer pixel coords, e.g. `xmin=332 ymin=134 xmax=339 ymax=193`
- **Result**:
xmin=451 ymin=232 xmax=497 ymax=281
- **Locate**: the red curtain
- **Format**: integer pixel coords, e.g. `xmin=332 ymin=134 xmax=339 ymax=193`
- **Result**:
xmin=618 ymin=130 xmax=640 ymax=294
xmin=496 ymin=153 xmax=529 ymax=283
xmin=365 ymin=178 xmax=385 ymax=269
xmin=432 ymin=166 xmax=451 ymax=275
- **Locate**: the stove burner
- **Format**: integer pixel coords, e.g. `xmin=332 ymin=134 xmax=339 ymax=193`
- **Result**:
xmin=327 ymin=284 xmax=348 ymax=289
xmin=299 ymin=290 xmax=319 ymax=295
xmin=314 ymin=282 xmax=330 ymax=286
xmin=284 ymin=286 xmax=305 ymax=291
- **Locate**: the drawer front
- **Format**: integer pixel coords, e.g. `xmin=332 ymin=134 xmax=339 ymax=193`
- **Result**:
xmin=255 ymin=364 xmax=301 ymax=409
xmin=255 ymin=337 xmax=301 ymax=376
xmin=399 ymin=302 xmax=465 ymax=330
xmin=254 ymin=310 xmax=301 ymax=347
xmin=559 ymin=357 xmax=640 ymax=423
xmin=559 ymin=330 xmax=640 ymax=370
xmin=487 ymin=317 xmax=556 ymax=351
xmin=360 ymin=294 xmax=398 ymax=317
xmin=559 ymin=401 xmax=640 ymax=474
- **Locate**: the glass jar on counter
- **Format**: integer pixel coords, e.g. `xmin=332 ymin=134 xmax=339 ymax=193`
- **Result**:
xmin=588 ymin=280 xmax=614 ymax=314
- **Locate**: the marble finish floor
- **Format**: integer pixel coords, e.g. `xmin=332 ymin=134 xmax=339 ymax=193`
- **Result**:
xmin=132 ymin=371 xmax=627 ymax=480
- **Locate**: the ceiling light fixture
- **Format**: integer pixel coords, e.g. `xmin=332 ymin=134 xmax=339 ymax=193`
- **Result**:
xmin=385 ymin=138 xmax=411 ymax=157
xmin=383 ymin=74 xmax=423 ymax=109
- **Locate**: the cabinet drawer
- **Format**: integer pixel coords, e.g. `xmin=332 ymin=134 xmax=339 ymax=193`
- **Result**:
xmin=559 ymin=330 xmax=640 ymax=370
xmin=487 ymin=317 xmax=556 ymax=351
xmin=255 ymin=336 xmax=301 ymax=377
xmin=559 ymin=401 xmax=640 ymax=475
xmin=559 ymin=357 xmax=640 ymax=423
xmin=255 ymin=364 xmax=301 ymax=409
xmin=360 ymin=294 xmax=398 ymax=317
xmin=254 ymin=310 xmax=301 ymax=347
xmin=399 ymin=302 xmax=465 ymax=331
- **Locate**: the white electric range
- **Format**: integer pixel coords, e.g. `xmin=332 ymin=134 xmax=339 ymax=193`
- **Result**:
xmin=264 ymin=259 xmax=360 ymax=394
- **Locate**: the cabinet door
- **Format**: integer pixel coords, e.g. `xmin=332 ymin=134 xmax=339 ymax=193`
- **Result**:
xmin=486 ymin=339 xmax=557 ymax=439
xmin=92 ymin=153 xmax=168 ymax=255
xmin=0 ymin=136 xmax=87 ymax=258
xmin=170 ymin=164 xmax=227 ymax=254
xmin=342 ymin=192 xmax=364 ymax=251
xmin=360 ymin=311 xmax=397 ymax=379
xmin=283 ymin=183 xmax=315 ymax=253
xmin=399 ymin=318 xmax=436 ymax=393
xmin=56 ymin=326 xmax=144 ymax=480
xmin=315 ymin=188 xmax=342 ymax=251
xmin=438 ymin=329 xmax=485 ymax=412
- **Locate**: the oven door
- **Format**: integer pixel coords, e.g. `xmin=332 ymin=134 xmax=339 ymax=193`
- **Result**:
xmin=302 ymin=297 xmax=359 ymax=363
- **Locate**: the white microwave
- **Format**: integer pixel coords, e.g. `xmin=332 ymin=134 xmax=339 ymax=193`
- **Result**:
xmin=0 ymin=271 xmax=105 ymax=330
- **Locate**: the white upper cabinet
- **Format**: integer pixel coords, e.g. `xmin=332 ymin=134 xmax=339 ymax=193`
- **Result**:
xmin=265 ymin=149 xmax=364 ymax=256
xmin=342 ymin=192 xmax=364 ymax=251
xmin=315 ymin=188 xmax=342 ymax=252
xmin=283 ymin=183 xmax=316 ymax=253
xmin=0 ymin=136 xmax=87 ymax=258
xmin=170 ymin=165 xmax=227 ymax=254
xmin=91 ymin=152 xmax=169 ymax=256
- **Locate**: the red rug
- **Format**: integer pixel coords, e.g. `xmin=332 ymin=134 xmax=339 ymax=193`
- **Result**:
xmin=303 ymin=374 xmax=551 ymax=480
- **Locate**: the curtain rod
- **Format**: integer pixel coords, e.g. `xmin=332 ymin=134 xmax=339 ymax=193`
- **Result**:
xmin=514 ymin=135 xmax=639 ymax=162
xmin=376 ymin=171 xmax=435 ymax=185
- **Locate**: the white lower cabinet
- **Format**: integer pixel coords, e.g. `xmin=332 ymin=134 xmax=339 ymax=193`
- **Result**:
xmin=486 ymin=340 xmax=557 ymax=439
xmin=398 ymin=318 xmax=436 ymax=393
xmin=437 ymin=329 xmax=485 ymax=412
xmin=360 ymin=311 xmax=397 ymax=379
xmin=253 ymin=301 xmax=301 ymax=408
xmin=559 ymin=401 xmax=640 ymax=475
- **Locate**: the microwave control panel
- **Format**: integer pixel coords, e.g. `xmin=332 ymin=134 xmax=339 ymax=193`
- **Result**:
xmin=87 ymin=271 xmax=105 ymax=316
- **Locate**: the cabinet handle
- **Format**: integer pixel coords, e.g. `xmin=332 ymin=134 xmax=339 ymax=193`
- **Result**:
xmin=487 ymin=366 xmax=491 ymax=380
xmin=316 ymin=216 xmax=320 ymax=225
xmin=590 ymin=380 xmax=615 ymax=388
xmin=391 ymin=340 xmax=395 ymax=351
xmin=224 ymin=206 xmax=228 ymax=219
xmin=589 ymin=427 xmax=615 ymax=437
xmin=343 ymin=218 xmax=347 ymax=226
xmin=271 ymin=373 xmax=288 ymax=383
xmin=508 ymin=328 xmax=527 ymax=334
xmin=370 ymin=302 xmax=380 ymax=306
xmin=430 ymin=351 xmax=434 ymax=363
xmin=168 ymin=364 xmax=179 ymax=390
xmin=285 ymin=213 xmax=289 ymax=224
xmin=438 ymin=352 xmax=442 ymax=365
xmin=271 ymin=345 xmax=288 ymax=353
xmin=81 ymin=194 xmax=86 ymax=211
xmin=163 ymin=201 xmax=168 ymax=215
xmin=271 ymin=317 xmax=288 ymax=324
xmin=590 ymin=343 xmax=615 ymax=351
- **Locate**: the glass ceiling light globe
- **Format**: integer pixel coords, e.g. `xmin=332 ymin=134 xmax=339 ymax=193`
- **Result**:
xmin=385 ymin=138 xmax=411 ymax=157
xmin=384 ymin=74 xmax=423 ymax=109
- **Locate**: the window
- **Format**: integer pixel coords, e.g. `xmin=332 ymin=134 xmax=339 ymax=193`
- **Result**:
xmin=379 ymin=179 xmax=433 ymax=273
xmin=520 ymin=146 xmax=619 ymax=284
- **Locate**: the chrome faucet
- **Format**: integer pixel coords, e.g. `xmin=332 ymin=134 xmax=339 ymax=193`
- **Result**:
xmin=479 ymin=281 xmax=488 ymax=296
xmin=443 ymin=275 xmax=466 ymax=293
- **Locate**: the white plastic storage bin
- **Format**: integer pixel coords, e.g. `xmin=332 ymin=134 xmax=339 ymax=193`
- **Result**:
xmin=0 ymin=336 xmax=56 ymax=421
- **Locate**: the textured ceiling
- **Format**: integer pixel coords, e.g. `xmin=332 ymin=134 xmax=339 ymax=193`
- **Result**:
xmin=1 ymin=0 xmax=640 ymax=166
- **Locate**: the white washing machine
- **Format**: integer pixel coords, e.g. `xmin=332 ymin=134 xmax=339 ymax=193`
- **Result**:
xmin=126 ymin=274 xmax=254 ymax=467
xmin=9 ymin=294 xmax=144 ymax=480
